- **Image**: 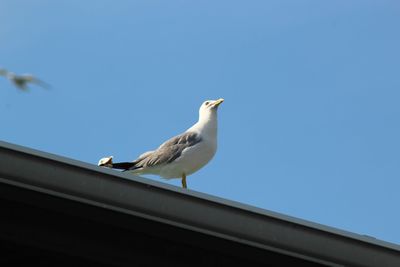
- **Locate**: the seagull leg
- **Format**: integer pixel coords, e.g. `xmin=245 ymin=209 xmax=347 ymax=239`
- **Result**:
xmin=181 ymin=173 xmax=187 ymax=189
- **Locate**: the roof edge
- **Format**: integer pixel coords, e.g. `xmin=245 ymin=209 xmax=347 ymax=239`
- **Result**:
xmin=0 ymin=140 xmax=399 ymax=266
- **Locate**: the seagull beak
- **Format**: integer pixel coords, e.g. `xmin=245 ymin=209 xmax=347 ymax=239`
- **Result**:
xmin=212 ymin=98 xmax=224 ymax=107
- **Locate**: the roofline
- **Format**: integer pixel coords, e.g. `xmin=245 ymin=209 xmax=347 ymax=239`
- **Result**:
xmin=0 ymin=140 xmax=399 ymax=266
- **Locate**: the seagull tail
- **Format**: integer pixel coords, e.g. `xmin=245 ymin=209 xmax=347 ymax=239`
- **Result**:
xmin=98 ymin=156 xmax=141 ymax=171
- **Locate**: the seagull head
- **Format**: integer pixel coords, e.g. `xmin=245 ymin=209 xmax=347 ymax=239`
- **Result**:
xmin=0 ymin=68 xmax=8 ymax=76
xmin=200 ymin=98 xmax=224 ymax=112
xmin=198 ymin=98 xmax=224 ymax=123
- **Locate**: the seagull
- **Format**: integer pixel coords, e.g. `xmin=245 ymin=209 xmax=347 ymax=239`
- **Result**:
xmin=98 ymin=98 xmax=224 ymax=189
xmin=0 ymin=68 xmax=50 ymax=91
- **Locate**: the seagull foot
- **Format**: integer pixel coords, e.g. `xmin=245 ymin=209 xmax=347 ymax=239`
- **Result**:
xmin=181 ymin=174 xmax=187 ymax=189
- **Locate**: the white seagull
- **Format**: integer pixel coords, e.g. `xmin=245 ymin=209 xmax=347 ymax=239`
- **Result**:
xmin=0 ymin=68 xmax=50 ymax=91
xmin=98 ymin=98 xmax=224 ymax=189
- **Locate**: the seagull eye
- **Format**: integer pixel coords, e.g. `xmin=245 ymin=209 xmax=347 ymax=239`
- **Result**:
xmin=205 ymin=101 xmax=210 ymax=106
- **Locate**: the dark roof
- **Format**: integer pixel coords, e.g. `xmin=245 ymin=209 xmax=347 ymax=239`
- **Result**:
xmin=0 ymin=140 xmax=399 ymax=266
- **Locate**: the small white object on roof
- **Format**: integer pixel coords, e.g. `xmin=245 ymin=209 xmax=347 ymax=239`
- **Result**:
xmin=98 ymin=156 xmax=113 ymax=168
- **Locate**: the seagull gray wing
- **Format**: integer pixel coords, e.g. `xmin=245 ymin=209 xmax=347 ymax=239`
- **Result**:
xmin=20 ymin=74 xmax=51 ymax=89
xmin=127 ymin=131 xmax=202 ymax=171
xmin=30 ymin=76 xmax=51 ymax=89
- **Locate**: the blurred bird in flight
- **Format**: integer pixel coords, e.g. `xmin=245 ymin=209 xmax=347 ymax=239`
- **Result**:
xmin=0 ymin=68 xmax=50 ymax=91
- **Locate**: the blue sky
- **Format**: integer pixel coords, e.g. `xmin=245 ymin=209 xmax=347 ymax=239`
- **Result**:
xmin=1 ymin=1 xmax=400 ymax=245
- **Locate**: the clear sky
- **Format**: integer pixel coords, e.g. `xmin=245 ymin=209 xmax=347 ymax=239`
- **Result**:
xmin=1 ymin=1 xmax=400 ymax=245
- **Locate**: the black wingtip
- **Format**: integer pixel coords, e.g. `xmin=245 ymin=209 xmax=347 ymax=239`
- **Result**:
xmin=111 ymin=162 xmax=137 ymax=170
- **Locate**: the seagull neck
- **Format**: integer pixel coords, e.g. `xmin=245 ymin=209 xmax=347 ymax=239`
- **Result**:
xmin=194 ymin=114 xmax=218 ymax=137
